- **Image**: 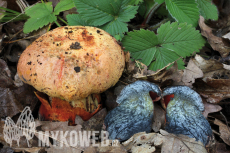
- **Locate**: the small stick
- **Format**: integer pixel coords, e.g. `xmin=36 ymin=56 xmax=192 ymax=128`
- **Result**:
xmin=220 ymin=111 xmax=230 ymax=132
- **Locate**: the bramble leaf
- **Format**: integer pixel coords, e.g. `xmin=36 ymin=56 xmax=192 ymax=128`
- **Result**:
xmin=122 ymin=29 xmax=159 ymax=66
xmin=23 ymin=2 xmax=56 ymax=33
xmin=66 ymin=14 xmax=89 ymax=26
xmin=165 ymin=0 xmax=199 ymax=26
xmin=53 ymin=0 xmax=75 ymax=15
xmin=72 ymin=0 xmax=138 ymax=36
xmin=99 ymin=19 xmax=128 ymax=36
xmin=129 ymin=0 xmax=143 ymax=5
xmin=122 ymin=22 xmax=205 ymax=71
xmin=196 ymin=0 xmax=218 ymax=20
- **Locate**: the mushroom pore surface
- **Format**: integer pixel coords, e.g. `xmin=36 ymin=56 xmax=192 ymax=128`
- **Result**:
xmin=17 ymin=26 xmax=125 ymax=101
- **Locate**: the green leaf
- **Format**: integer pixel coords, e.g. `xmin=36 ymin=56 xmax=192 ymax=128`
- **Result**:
xmin=54 ymin=0 xmax=75 ymax=15
xmin=122 ymin=22 xmax=205 ymax=71
xmin=99 ymin=19 xmax=128 ymax=36
xmin=114 ymin=33 xmax=124 ymax=41
xmin=129 ymin=0 xmax=143 ymax=5
xmin=73 ymin=0 xmax=138 ymax=36
xmin=155 ymin=0 xmax=165 ymax=4
xmin=158 ymin=22 xmax=205 ymax=57
xmin=196 ymin=0 xmax=218 ymax=20
xmin=122 ymin=29 xmax=159 ymax=66
xmin=177 ymin=58 xmax=185 ymax=69
xmin=73 ymin=0 xmax=115 ymax=26
xmin=66 ymin=14 xmax=89 ymax=26
xmin=148 ymin=47 xmax=179 ymax=70
xmin=23 ymin=2 xmax=56 ymax=33
xmin=165 ymin=0 xmax=199 ymax=26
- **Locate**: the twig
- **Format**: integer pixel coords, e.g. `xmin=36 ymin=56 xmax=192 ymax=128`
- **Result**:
xmin=0 ymin=2 xmax=40 ymax=27
xmin=118 ymin=80 xmax=129 ymax=85
xmin=212 ymin=130 xmax=221 ymax=136
xmin=220 ymin=111 xmax=230 ymax=132
xmin=3 ymin=34 xmax=41 ymax=44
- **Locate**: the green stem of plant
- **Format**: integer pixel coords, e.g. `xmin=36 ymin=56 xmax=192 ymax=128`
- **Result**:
xmin=144 ymin=3 xmax=162 ymax=25
xmin=58 ymin=16 xmax=68 ymax=25
xmin=55 ymin=20 xmax=61 ymax=27
xmin=148 ymin=18 xmax=170 ymax=31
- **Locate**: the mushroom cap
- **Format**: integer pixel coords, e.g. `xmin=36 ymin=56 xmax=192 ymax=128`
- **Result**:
xmin=17 ymin=26 xmax=125 ymax=101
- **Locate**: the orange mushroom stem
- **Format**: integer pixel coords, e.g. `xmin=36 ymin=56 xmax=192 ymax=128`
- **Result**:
xmin=36 ymin=92 xmax=101 ymax=124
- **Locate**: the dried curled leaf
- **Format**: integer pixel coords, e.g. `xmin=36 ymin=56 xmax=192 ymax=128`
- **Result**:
xmin=122 ymin=130 xmax=208 ymax=153
xmin=214 ymin=119 xmax=230 ymax=146
xmin=199 ymin=16 xmax=230 ymax=57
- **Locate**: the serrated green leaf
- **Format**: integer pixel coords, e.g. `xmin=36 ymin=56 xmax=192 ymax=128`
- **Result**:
xmin=99 ymin=19 xmax=128 ymax=36
xmin=119 ymin=5 xmax=139 ymax=22
xmin=122 ymin=29 xmax=159 ymax=66
xmin=24 ymin=14 xmax=56 ymax=33
xmin=73 ymin=0 xmax=138 ymax=36
xmin=177 ymin=58 xmax=185 ymax=69
xmin=129 ymin=0 xmax=143 ymax=5
xmin=155 ymin=0 xmax=165 ymax=4
xmin=66 ymin=14 xmax=89 ymax=26
xmin=165 ymin=0 xmax=199 ymax=26
xmin=25 ymin=2 xmax=53 ymax=17
xmin=122 ymin=22 xmax=205 ymax=71
xmin=149 ymin=47 xmax=179 ymax=70
xmin=54 ymin=0 xmax=75 ymax=15
xmin=196 ymin=0 xmax=218 ymax=20
xmin=73 ymin=0 xmax=115 ymax=26
xmin=114 ymin=33 xmax=124 ymax=41
xmin=23 ymin=2 xmax=56 ymax=33
xmin=157 ymin=22 xmax=205 ymax=57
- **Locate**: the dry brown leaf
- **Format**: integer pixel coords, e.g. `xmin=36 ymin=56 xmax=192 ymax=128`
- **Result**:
xmin=202 ymin=100 xmax=222 ymax=118
xmin=199 ymin=16 xmax=230 ymax=57
xmin=223 ymin=32 xmax=230 ymax=40
xmin=82 ymin=108 xmax=107 ymax=132
xmin=0 ymin=59 xmax=38 ymax=118
xmin=122 ymin=130 xmax=207 ymax=153
xmin=0 ymin=87 xmax=23 ymax=118
xmin=123 ymin=132 xmax=163 ymax=153
xmin=152 ymin=104 xmax=165 ymax=132
xmin=132 ymin=61 xmax=156 ymax=79
xmin=160 ymin=130 xmax=207 ymax=153
xmin=0 ymin=59 xmax=14 ymax=88
xmin=97 ymin=140 xmax=127 ymax=153
xmin=35 ymin=121 xmax=83 ymax=153
xmin=192 ymin=55 xmax=226 ymax=78
xmin=105 ymin=88 xmax=119 ymax=111
xmin=214 ymin=119 xmax=230 ymax=146
xmin=192 ymin=55 xmax=230 ymax=103
xmin=182 ymin=59 xmax=203 ymax=87
xmin=215 ymin=142 xmax=230 ymax=153
xmin=147 ymin=61 xmax=184 ymax=86
xmin=0 ymin=147 xmax=14 ymax=153
xmin=35 ymin=119 xmax=117 ymax=153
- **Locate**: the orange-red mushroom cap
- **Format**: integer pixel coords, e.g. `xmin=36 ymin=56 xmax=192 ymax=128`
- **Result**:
xmin=17 ymin=26 xmax=125 ymax=101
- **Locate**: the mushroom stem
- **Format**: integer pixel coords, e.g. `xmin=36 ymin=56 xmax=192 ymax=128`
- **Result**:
xmin=36 ymin=92 xmax=101 ymax=124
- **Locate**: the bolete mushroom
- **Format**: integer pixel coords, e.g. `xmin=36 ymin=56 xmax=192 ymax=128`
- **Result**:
xmin=17 ymin=26 xmax=125 ymax=123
